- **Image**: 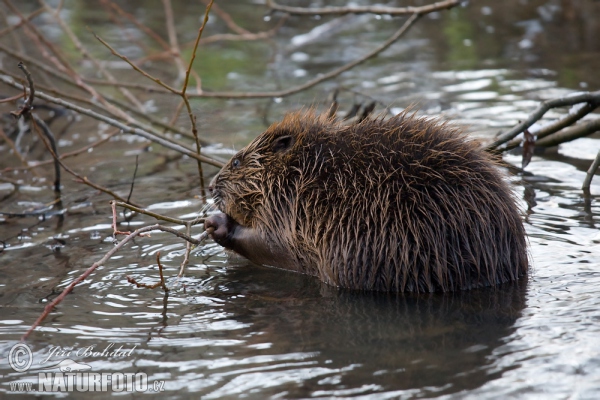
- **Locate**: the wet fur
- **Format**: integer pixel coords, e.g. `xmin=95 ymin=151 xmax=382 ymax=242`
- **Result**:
xmin=209 ymin=111 xmax=528 ymax=292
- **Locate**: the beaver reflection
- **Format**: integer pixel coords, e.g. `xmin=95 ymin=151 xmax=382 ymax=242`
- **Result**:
xmin=206 ymin=111 xmax=528 ymax=292
xmin=209 ymin=265 xmax=527 ymax=397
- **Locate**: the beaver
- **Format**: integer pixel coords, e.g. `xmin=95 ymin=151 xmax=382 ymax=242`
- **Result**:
xmin=205 ymin=110 xmax=528 ymax=292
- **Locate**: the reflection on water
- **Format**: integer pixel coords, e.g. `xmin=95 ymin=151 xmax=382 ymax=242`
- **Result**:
xmin=1 ymin=1 xmax=600 ymax=398
xmin=191 ymin=269 xmax=528 ymax=398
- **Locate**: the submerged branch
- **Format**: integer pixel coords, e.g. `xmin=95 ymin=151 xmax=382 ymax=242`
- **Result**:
xmin=22 ymin=222 xmax=211 ymax=341
xmin=22 ymin=224 xmax=158 ymax=341
xmin=583 ymin=150 xmax=600 ymax=191
xmin=127 ymin=252 xmax=170 ymax=292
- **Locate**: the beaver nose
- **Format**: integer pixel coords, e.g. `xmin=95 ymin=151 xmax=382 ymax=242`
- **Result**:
xmin=208 ymin=174 xmax=219 ymax=194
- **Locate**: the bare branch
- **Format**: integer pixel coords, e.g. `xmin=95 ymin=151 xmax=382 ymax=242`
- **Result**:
xmin=0 ymin=74 xmax=225 ymax=167
xmin=535 ymin=118 xmax=600 ymax=148
xmin=583 ymin=150 xmax=600 ymax=191
xmin=3 ymin=0 xmax=136 ymax=121
xmin=22 ymin=223 xmax=166 ymax=340
xmin=0 ymin=43 xmax=201 ymax=144
xmin=199 ymin=15 xmax=288 ymax=45
xmin=265 ymin=0 xmax=461 ymax=16
xmin=502 ymin=102 xmax=598 ymax=152
xmin=18 ymin=62 xmax=34 ymax=108
xmin=2 ymin=129 xmax=120 ymax=172
xmin=92 ymin=32 xmax=181 ymax=95
xmin=182 ymin=12 xmax=423 ymax=99
xmin=101 ymin=0 xmax=170 ymax=49
xmin=0 ymin=126 xmax=32 ymax=170
xmin=204 ymin=0 xmax=250 ymax=34
xmin=486 ymin=90 xmax=600 ymax=151
xmin=47 ymin=4 xmax=450 ymax=100
xmin=111 ymin=200 xmax=204 ymax=226
xmin=39 ymin=0 xmax=146 ymax=112
xmin=0 ymin=7 xmax=44 ymax=37
xmin=182 ymin=0 xmax=214 ymax=193
xmin=127 ymin=252 xmax=170 ymax=292
xmin=30 ymin=117 xmax=141 ymax=205
xmin=162 ymin=0 xmax=189 ymax=84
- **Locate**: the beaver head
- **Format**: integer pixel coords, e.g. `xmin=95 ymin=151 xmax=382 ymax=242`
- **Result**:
xmin=205 ymin=110 xmax=528 ymax=292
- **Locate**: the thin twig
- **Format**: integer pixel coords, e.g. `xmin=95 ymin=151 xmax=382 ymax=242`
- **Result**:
xmin=33 ymin=2 xmax=451 ymax=100
xmin=182 ymin=0 xmax=214 ymax=194
xmin=162 ymin=0 xmax=188 ymax=84
xmin=178 ymin=237 xmax=192 ymax=279
xmin=127 ymin=252 xmax=170 ymax=292
xmin=158 ymin=254 xmax=169 ymax=292
xmin=2 ymin=129 xmax=120 ymax=172
xmin=16 ymin=62 xmax=34 ymax=112
xmin=204 ymin=0 xmax=250 ymax=34
xmin=199 ymin=15 xmax=288 ymax=45
xmin=0 ymin=126 xmax=32 ymax=170
xmin=0 ymin=43 xmax=209 ymax=144
xmin=111 ymin=200 xmax=204 ymax=226
xmin=0 ymin=6 xmax=44 ymax=37
xmin=30 ymin=116 xmax=61 ymax=192
xmin=266 ymin=0 xmax=460 ymax=15
xmin=39 ymin=0 xmax=146 ymax=112
xmin=0 ymin=93 xmax=25 ymax=103
xmin=30 ymin=118 xmax=139 ymax=204
xmin=126 ymin=155 xmax=139 ymax=204
xmin=3 ymin=0 xmax=134 ymax=122
xmin=11 ymin=62 xmax=35 ymax=119
xmin=0 ymin=75 xmax=224 ymax=167
xmin=22 ymin=224 xmax=161 ymax=341
xmin=93 ymin=32 xmax=181 ymax=95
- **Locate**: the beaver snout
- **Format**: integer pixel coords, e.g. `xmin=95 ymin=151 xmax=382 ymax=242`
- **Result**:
xmin=208 ymin=174 xmax=219 ymax=194
xmin=204 ymin=213 xmax=237 ymax=247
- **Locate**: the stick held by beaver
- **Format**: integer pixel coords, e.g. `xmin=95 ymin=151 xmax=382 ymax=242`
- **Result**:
xmin=205 ymin=110 xmax=528 ymax=292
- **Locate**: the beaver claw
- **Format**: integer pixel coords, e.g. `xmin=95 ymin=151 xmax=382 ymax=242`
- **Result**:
xmin=204 ymin=213 xmax=237 ymax=247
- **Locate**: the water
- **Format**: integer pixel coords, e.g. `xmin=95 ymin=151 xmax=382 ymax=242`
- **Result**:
xmin=1 ymin=1 xmax=600 ymax=398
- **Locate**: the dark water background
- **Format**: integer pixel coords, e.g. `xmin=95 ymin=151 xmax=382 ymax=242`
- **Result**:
xmin=1 ymin=0 xmax=600 ymax=398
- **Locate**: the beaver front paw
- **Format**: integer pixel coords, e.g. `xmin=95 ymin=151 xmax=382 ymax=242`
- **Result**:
xmin=204 ymin=213 xmax=238 ymax=247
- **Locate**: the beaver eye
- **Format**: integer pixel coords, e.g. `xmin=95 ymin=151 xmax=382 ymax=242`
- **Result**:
xmin=231 ymin=158 xmax=241 ymax=169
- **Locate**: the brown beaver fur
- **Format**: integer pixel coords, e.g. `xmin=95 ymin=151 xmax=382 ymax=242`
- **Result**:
xmin=205 ymin=110 xmax=528 ymax=292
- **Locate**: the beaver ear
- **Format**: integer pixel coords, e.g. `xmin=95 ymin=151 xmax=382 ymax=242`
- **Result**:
xmin=272 ymin=135 xmax=294 ymax=154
